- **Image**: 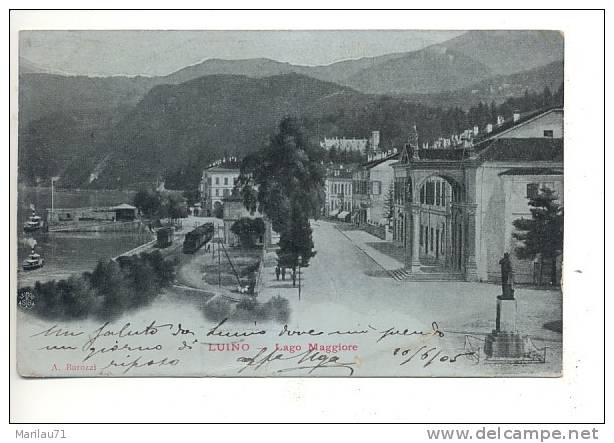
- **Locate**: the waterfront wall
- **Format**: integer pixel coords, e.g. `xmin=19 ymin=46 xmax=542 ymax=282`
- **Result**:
xmin=49 ymin=220 xmax=147 ymax=233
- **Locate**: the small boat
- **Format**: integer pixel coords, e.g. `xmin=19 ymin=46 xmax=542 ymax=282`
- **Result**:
xmin=23 ymin=210 xmax=45 ymax=233
xmin=22 ymin=250 xmax=44 ymax=271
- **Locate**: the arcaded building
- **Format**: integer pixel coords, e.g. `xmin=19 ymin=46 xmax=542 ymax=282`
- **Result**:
xmin=391 ymin=108 xmax=563 ymax=283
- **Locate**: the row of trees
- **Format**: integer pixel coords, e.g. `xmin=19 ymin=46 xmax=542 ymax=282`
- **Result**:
xmin=238 ymin=117 xmax=324 ymax=280
xmin=133 ymin=189 xmax=188 ymax=220
xmin=19 ymin=251 xmax=177 ymax=320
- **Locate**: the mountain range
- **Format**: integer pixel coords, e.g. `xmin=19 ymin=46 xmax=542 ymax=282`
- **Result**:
xmin=18 ymin=30 xmax=564 ymax=189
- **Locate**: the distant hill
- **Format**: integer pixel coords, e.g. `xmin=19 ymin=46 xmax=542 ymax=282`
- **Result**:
xmin=19 ymin=73 xmax=157 ymax=126
xmin=92 ymin=74 xmax=451 ymax=188
xmin=341 ymin=47 xmax=492 ymax=95
xmin=95 ymin=74 xmax=356 ymax=187
xmin=405 ymin=60 xmax=564 ymax=109
xmin=19 ymin=57 xmax=73 ymax=76
xmin=441 ymin=30 xmax=564 ymax=75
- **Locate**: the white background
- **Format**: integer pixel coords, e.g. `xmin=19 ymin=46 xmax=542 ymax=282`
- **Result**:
xmin=3 ymin=3 xmax=609 ymax=438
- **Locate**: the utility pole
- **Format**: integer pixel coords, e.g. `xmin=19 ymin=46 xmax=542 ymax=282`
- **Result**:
xmin=298 ymin=255 xmax=302 ymax=301
xmin=51 ymin=177 xmax=55 ymax=213
xmin=218 ymin=226 xmax=222 ymax=288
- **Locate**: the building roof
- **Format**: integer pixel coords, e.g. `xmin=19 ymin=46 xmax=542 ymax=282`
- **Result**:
xmin=111 ymin=203 xmax=137 ymax=210
xmin=359 ymin=152 xmax=400 ymax=169
xmin=499 ymin=167 xmax=563 ymax=176
xmin=478 ymin=138 xmax=563 ymax=162
xmin=415 ymin=149 xmax=470 ymax=161
xmin=473 ymin=108 xmax=563 ymax=147
xmin=205 ymin=166 xmax=241 ymax=173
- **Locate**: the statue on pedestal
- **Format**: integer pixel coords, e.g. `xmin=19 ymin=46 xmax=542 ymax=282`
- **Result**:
xmin=499 ymin=252 xmax=515 ymax=300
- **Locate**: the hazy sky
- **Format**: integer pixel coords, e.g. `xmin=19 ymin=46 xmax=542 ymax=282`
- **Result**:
xmin=19 ymin=30 xmax=465 ymax=77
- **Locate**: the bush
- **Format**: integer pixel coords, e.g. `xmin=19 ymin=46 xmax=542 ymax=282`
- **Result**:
xmin=205 ymin=295 xmax=290 ymax=324
xmin=261 ymin=295 xmax=291 ymax=323
xmin=203 ymin=298 xmax=234 ymax=322
xmin=231 ymin=217 xmax=265 ymax=248
xmin=19 ymin=251 xmax=177 ymax=321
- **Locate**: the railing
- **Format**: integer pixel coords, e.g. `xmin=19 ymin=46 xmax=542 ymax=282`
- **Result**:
xmin=253 ymin=247 xmax=266 ymax=296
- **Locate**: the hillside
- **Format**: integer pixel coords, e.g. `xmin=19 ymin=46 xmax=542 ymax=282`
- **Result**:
xmin=441 ymin=30 xmax=564 ymax=75
xmin=95 ymin=74 xmax=359 ymax=187
xmin=405 ymin=60 xmax=564 ymax=109
xmin=342 ymin=47 xmax=492 ymax=95
xmin=19 ymin=73 xmax=156 ymax=126
xmin=95 ymin=74 xmax=458 ymax=188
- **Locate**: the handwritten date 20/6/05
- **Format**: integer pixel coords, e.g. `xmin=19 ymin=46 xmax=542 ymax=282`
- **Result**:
xmin=392 ymin=345 xmax=479 ymax=368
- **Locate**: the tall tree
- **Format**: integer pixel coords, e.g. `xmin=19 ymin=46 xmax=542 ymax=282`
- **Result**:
xmin=512 ymin=187 xmax=563 ymax=285
xmin=239 ymin=117 xmax=325 ymax=274
xmin=383 ymin=183 xmax=395 ymax=225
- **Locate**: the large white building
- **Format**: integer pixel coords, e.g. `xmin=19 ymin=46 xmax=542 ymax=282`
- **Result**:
xmin=199 ymin=162 xmax=241 ymax=215
xmin=324 ymin=166 xmax=353 ymax=220
xmin=320 ymin=130 xmax=381 ymax=154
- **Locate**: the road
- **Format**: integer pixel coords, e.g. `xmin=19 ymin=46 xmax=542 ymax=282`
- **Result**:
xmin=259 ymin=220 xmax=563 ymax=375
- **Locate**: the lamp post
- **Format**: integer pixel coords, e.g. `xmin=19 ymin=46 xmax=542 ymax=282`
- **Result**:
xmin=298 ymin=255 xmax=302 ymax=301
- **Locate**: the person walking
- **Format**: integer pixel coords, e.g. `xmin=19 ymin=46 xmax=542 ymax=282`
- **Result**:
xmin=275 ymin=265 xmax=280 ymax=281
xmin=281 ymin=267 xmax=286 ymax=281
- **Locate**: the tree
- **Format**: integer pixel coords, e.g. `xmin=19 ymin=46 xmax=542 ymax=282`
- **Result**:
xmin=133 ymin=189 xmax=161 ymax=217
xmin=383 ymin=183 xmax=395 ymax=225
xmin=512 ymin=187 xmax=563 ymax=285
xmin=277 ymin=200 xmax=316 ymax=286
xmin=231 ymin=217 xmax=265 ymax=248
xmin=161 ymin=192 xmax=187 ymax=220
xmin=212 ymin=202 xmax=224 ymax=219
xmin=183 ymin=189 xmax=200 ymax=206
xmin=239 ymin=117 xmax=324 ymax=274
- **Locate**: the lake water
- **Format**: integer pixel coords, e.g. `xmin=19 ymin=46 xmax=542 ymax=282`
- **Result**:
xmin=17 ymin=186 xmax=152 ymax=287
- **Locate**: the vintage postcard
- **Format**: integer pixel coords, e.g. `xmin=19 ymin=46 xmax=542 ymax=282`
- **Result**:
xmin=14 ymin=29 xmax=564 ymax=377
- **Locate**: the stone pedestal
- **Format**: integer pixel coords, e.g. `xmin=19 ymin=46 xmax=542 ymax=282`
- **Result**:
xmin=495 ymin=297 xmax=517 ymax=332
xmin=484 ymin=296 xmax=527 ymax=359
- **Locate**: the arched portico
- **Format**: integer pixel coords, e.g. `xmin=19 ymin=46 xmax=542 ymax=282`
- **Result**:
xmin=403 ymin=168 xmax=478 ymax=281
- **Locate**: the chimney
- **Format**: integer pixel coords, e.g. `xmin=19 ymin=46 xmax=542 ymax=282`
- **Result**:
xmin=497 ymin=115 xmax=505 ymax=126
xmin=486 ymin=123 xmax=493 ymax=133
xmin=513 ymin=110 xmax=521 ymax=123
xmin=473 ymin=125 xmax=479 ymax=136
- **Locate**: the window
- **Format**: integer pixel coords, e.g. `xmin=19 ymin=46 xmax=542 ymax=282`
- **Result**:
xmin=420 ymin=225 xmax=424 ymax=246
xmin=223 ymin=189 xmax=229 ymax=197
xmin=543 ymin=130 xmax=554 ymax=138
xmin=207 ymin=177 xmax=212 ymax=185
xmin=435 ymin=181 xmax=441 ymax=206
xmin=224 ymin=177 xmax=229 ymax=185
xmin=215 ymin=177 xmax=220 ymax=185
xmin=420 ymin=186 xmax=425 ymax=204
xmin=371 ymin=181 xmax=381 ymax=195
xmin=215 ymin=189 xmax=220 ymax=197
xmin=526 ymin=183 xmax=539 ymax=199
xmin=425 ymin=181 xmax=435 ymax=205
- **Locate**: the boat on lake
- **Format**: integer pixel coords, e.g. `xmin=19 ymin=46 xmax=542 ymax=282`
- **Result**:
xmin=22 ymin=249 xmax=44 ymax=271
xmin=23 ymin=208 xmax=45 ymax=233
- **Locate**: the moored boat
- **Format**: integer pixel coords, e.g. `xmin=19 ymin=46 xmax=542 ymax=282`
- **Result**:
xmin=22 ymin=250 xmax=44 ymax=271
xmin=23 ymin=208 xmax=45 ymax=232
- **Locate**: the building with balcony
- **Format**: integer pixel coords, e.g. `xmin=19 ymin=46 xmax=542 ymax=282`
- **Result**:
xmin=324 ymin=166 xmax=353 ymax=221
xmin=199 ymin=161 xmax=241 ymax=215
xmin=352 ymin=150 xmax=399 ymax=226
